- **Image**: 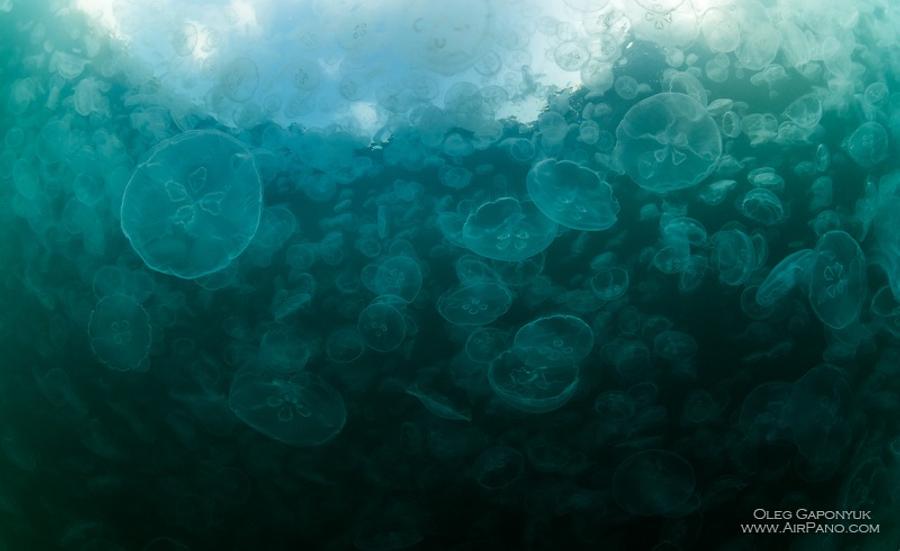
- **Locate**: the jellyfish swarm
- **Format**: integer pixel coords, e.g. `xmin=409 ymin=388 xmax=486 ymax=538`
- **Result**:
xmin=228 ymin=369 xmax=346 ymax=447
xmin=526 ymin=159 xmax=619 ymax=231
xmin=121 ymin=130 xmax=263 ymax=280
xmin=614 ymin=92 xmax=722 ymax=193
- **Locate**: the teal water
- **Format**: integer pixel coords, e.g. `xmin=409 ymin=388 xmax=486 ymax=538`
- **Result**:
xmin=2 ymin=0 xmax=900 ymax=549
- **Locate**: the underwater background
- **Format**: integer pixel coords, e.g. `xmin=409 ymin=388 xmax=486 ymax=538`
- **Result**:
xmin=1 ymin=0 xmax=900 ymax=549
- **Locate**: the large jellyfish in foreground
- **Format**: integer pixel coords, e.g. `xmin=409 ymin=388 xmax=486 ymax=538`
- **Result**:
xmin=121 ymin=130 xmax=263 ymax=279
xmin=614 ymin=92 xmax=722 ymax=193
xmin=229 ymin=369 xmax=346 ymax=447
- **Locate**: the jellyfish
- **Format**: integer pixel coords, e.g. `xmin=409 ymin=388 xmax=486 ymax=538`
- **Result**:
xmin=88 ymin=294 xmax=152 ymax=372
xmin=513 ymin=314 xmax=594 ymax=367
xmin=738 ymin=188 xmax=784 ymax=226
xmin=218 ymin=57 xmax=260 ymax=103
xmin=472 ymin=446 xmax=524 ymax=490
xmin=258 ymin=325 xmax=311 ymax=373
xmin=369 ymin=255 xmax=423 ymax=303
xmin=229 ymin=369 xmax=346 ymax=447
xmin=845 ymin=122 xmax=889 ymax=169
xmin=121 ymin=130 xmax=263 ymax=279
xmin=462 ymin=197 xmax=557 ymax=262
xmin=465 ymin=327 xmax=512 ymax=364
xmin=326 ymin=327 xmax=365 ymax=363
xmin=357 ymin=301 xmax=407 ymax=352
xmin=710 ymin=229 xmax=757 ymax=286
xmin=653 ymin=330 xmax=697 ymax=361
xmin=488 ymin=351 xmax=580 ymax=414
xmin=755 ymin=249 xmax=816 ymax=307
xmin=614 ymin=93 xmax=722 ymax=193
xmin=405 ymin=384 xmax=471 ymax=422
xmin=809 ymin=231 xmax=866 ymax=329
xmin=436 ymin=280 xmax=513 ymax=326
xmin=590 ymin=266 xmax=630 ymax=300
xmin=612 ymin=449 xmax=696 ymax=516
xmin=526 ymin=159 xmax=620 ymax=231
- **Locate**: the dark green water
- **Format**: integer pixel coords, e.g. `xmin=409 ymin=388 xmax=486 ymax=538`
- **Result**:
xmin=1 ymin=0 xmax=900 ymax=549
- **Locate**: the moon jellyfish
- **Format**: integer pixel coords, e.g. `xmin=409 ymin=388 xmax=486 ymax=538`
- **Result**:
xmin=258 ymin=325 xmax=311 ymax=373
xmin=462 ymin=196 xmax=557 ymax=262
xmin=710 ymin=229 xmax=757 ymax=286
xmin=845 ymin=121 xmax=889 ymax=169
xmin=756 ymin=249 xmax=816 ymax=307
xmin=228 ymin=369 xmax=346 ymax=447
xmin=787 ymin=365 xmax=851 ymax=470
xmin=436 ymin=281 xmax=513 ymax=326
xmin=473 ymin=446 xmax=524 ymax=490
xmin=738 ymin=188 xmax=784 ymax=226
xmin=590 ymin=266 xmax=630 ymax=300
xmin=88 ymin=294 xmax=152 ymax=372
xmin=513 ymin=314 xmax=594 ymax=368
xmin=526 ymin=159 xmax=620 ymax=231
xmin=613 ymin=450 xmax=696 ymax=516
xmin=488 ymin=351 xmax=580 ymax=413
xmin=121 ymin=130 xmax=263 ymax=279
xmin=368 ymin=255 xmax=423 ymax=303
xmin=357 ymin=302 xmax=407 ymax=352
xmin=326 ymin=327 xmax=365 ymax=363
xmin=809 ymin=231 xmax=866 ymax=329
xmin=614 ymin=93 xmax=722 ymax=193
xmin=653 ymin=330 xmax=698 ymax=361
xmin=465 ymin=327 xmax=512 ymax=364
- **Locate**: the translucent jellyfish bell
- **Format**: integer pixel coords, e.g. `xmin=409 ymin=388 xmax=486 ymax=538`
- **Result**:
xmin=121 ymin=130 xmax=263 ymax=279
xmin=614 ymin=93 xmax=722 ymax=193
xmin=357 ymin=301 xmax=407 ymax=352
xmin=228 ymin=369 xmax=346 ymax=447
xmin=462 ymin=196 xmax=557 ymax=262
xmin=513 ymin=314 xmax=595 ymax=368
xmin=436 ymin=280 xmax=513 ymax=326
xmin=526 ymin=159 xmax=620 ymax=231
xmin=488 ymin=351 xmax=580 ymax=414
xmin=88 ymin=294 xmax=152 ymax=372
xmin=809 ymin=231 xmax=867 ymax=329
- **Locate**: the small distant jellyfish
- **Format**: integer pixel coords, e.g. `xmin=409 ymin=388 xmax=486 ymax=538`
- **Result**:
xmin=613 ymin=449 xmax=696 ymax=516
xmin=809 ymin=231 xmax=866 ymax=329
xmin=229 ymin=369 xmax=346 ymax=447
xmin=526 ymin=159 xmax=620 ymax=232
xmin=357 ymin=301 xmax=407 ymax=352
xmin=653 ymin=330 xmax=698 ymax=361
xmin=845 ymin=121 xmax=889 ymax=169
xmin=738 ymin=188 xmax=784 ymax=226
xmin=219 ymin=57 xmax=260 ymax=103
xmin=437 ymin=281 xmax=513 ymax=326
xmin=326 ymin=327 xmax=365 ymax=363
xmin=462 ymin=196 xmax=557 ymax=262
xmin=473 ymin=446 xmax=525 ymax=490
xmin=554 ymin=41 xmax=590 ymax=71
xmin=465 ymin=327 xmax=512 ymax=364
xmin=121 ymin=131 xmax=263 ymax=279
xmin=590 ymin=266 xmax=630 ymax=300
xmin=88 ymin=294 xmax=152 ymax=372
xmin=614 ymin=93 xmax=722 ymax=193
xmin=513 ymin=314 xmax=594 ymax=368
xmin=370 ymin=255 xmax=423 ymax=303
